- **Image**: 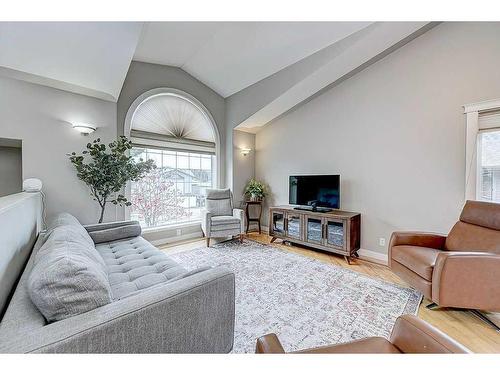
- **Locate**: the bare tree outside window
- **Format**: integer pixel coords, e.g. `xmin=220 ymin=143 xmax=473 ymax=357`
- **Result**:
xmin=131 ymin=168 xmax=190 ymax=227
xmin=130 ymin=147 xmax=215 ymax=228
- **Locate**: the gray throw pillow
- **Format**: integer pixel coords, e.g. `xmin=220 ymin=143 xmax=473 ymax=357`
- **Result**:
xmin=37 ymin=225 xmax=107 ymax=271
xmin=28 ymin=241 xmax=112 ymax=322
xmin=44 ymin=213 xmax=93 ymax=246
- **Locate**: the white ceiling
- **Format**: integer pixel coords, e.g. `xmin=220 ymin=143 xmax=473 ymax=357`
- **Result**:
xmin=134 ymin=22 xmax=372 ymax=97
xmin=0 ymin=22 xmax=143 ymax=101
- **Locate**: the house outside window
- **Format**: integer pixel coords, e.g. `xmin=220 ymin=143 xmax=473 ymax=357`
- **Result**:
xmin=130 ymin=148 xmax=215 ymax=228
xmin=125 ymin=88 xmax=219 ymax=230
xmin=477 ymin=129 xmax=500 ymax=203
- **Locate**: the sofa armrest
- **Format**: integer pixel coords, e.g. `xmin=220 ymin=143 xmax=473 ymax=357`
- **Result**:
xmin=4 ymin=267 xmax=235 ymax=353
xmin=255 ymin=333 xmax=286 ymax=353
xmin=86 ymin=222 xmax=142 ymax=244
xmin=389 ymin=315 xmax=470 ymax=353
xmin=431 ymin=251 xmax=500 ymax=311
xmin=233 ymin=208 xmax=245 ymax=234
xmin=84 ymin=220 xmax=140 ymax=232
xmin=201 ymin=209 xmax=212 ymax=236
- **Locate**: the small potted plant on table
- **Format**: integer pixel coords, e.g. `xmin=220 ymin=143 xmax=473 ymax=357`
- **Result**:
xmin=244 ymin=178 xmax=267 ymax=202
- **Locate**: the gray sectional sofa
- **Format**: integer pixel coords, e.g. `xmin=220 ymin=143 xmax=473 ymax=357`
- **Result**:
xmin=0 ymin=212 xmax=235 ymax=353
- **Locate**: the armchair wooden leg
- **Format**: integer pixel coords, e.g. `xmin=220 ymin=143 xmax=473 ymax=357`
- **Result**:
xmin=239 ymin=234 xmax=244 ymax=243
xmin=206 ymin=237 xmax=210 ymax=247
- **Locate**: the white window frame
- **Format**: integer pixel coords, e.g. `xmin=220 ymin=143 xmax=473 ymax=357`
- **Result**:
xmin=123 ymin=88 xmax=221 ymax=229
xmin=129 ymin=146 xmax=216 ymax=229
xmin=463 ymin=98 xmax=500 ymax=201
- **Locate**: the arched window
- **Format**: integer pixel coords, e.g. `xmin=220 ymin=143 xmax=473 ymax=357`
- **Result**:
xmin=124 ymin=88 xmax=220 ymax=229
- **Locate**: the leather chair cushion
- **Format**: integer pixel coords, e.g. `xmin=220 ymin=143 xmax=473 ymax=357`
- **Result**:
xmin=296 ymin=337 xmax=401 ymax=354
xmin=445 ymin=221 xmax=500 ymax=254
xmin=391 ymin=245 xmax=441 ymax=281
xmin=460 ymin=200 xmax=500 ymax=230
xmin=391 ymin=261 xmax=432 ymax=299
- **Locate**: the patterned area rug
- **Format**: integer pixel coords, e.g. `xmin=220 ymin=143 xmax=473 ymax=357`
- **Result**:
xmin=169 ymin=239 xmax=422 ymax=353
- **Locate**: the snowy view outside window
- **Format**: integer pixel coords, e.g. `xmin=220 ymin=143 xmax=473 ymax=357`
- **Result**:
xmin=478 ymin=130 xmax=500 ymax=203
xmin=130 ymin=147 xmax=215 ymax=228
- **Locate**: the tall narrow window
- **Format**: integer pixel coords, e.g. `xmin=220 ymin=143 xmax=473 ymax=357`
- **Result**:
xmin=126 ymin=89 xmax=218 ymax=229
xmin=477 ymin=129 xmax=500 ymax=203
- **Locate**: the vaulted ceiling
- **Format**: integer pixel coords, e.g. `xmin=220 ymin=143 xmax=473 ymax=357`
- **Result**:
xmin=134 ymin=22 xmax=372 ymax=97
xmin=0 ymin=22 xmax=143 ymax=101
xmin=0 ymin=21 xmax=434 ymax=130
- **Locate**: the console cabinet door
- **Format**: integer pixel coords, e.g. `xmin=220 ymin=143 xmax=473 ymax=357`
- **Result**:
xmin=304 ymin=215 xmax=323 ymax=244
xmin=285 ymin=212 xmax=302 ymax=240
xmin=269 ymin=210 xmax=286 ymax=238
xmin=324 ymin=218 xmax=346 ymax=250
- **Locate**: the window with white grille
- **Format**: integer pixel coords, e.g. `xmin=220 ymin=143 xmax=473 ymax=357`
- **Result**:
xmin=477 ymin=129 xmax=500 ymax=203
xmin=126 ymin=89 xmax=219 ymax=229
xmin=130 ymin=147 xmax=215 ymax=228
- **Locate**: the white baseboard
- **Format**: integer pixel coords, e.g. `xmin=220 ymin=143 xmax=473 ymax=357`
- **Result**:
xmin=148 ymin=231 xmax=203 ymax=247
xmin=357 ymin=248 xmax=388 ymax=265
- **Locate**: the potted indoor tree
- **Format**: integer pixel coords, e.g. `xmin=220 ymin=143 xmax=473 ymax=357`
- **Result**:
xmin=244 ymin=178 xmax=267 ymax=202
xmin=69 ymin=136 xmax=155 ymax=223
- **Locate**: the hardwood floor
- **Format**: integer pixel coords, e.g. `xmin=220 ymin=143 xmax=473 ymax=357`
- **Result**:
xmin=160 ymin=232 xmax=500 ymax=353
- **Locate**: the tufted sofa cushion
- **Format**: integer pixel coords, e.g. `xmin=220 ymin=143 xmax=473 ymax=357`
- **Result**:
xmin=96 ymin=237 xmax=193 ymax=300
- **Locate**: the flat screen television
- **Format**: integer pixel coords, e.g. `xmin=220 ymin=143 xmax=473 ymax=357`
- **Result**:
xmin=289 ymin=175 xmax=340 ymax=211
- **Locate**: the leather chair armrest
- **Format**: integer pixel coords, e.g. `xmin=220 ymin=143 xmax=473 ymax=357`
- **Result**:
xmin=233 ymin=208 xmax=245 ymax=234
xmin=389 ymin=231 xmax=447 ymax=248
xmin=255 ymin=333 xmax=286 ymax=353
xmin=432 ymin=251 xmax=500 ymax=311
xmin=389 ymin=232 xmax=447 ymax=267
xmin=390 ymin=315 xmax=470 ymax=353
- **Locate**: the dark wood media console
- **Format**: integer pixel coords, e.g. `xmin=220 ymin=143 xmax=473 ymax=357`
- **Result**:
xmin=269 ymin=206 xmax=361 ymax=264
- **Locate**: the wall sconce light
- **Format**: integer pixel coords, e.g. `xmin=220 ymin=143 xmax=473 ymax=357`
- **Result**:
xmin=72 ymin=123 xmax=97 ymax=136
xmin=241 ymin=148 xmax=252 ymax=156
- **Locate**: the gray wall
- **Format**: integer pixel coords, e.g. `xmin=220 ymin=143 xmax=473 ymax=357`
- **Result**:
xmin=232 ymin=130 xmax=256 ymax=207
xmin=117 ymin=61 xmax=226 ymax=185
xmin=0 ymin=76 xmax=117 ymax=224
xmin=0 ymin=144 xmax=22 ymax=197
xmin=255 ymin=22 xmax=500 ymax=254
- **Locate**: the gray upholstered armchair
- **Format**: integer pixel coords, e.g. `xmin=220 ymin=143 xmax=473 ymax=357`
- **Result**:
xmin=201 ymin=188 xmax=245 ymax=247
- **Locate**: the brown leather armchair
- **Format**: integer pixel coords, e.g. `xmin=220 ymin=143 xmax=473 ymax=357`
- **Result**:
xmin=256 ymin=315 xmax=470 ymax=353
xmin=389 ymin=200 xmax=500 ymax=312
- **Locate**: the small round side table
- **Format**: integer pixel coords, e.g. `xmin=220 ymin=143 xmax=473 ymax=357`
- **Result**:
xmin=244 ymin=200 xmax=263 ymax=234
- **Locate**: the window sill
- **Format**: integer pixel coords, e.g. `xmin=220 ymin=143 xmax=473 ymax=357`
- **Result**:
xmin=142 ymin=221 xmax=201 ymax=234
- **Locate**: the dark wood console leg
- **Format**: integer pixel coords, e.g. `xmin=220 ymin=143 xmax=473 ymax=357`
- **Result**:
xmin=270 ymin=237 xmax=277 ymax=243
xmin=353 ymin=251 xmax=360 ymax=258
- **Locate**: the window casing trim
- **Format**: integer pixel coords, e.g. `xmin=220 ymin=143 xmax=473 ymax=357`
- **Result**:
xmin=124 ymin=87 xmax=221 ymax=187
xmin=463 ymin=99 xmax=500 ymax=201
xmin=124 ymin=88 xmax=221 ymax=226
